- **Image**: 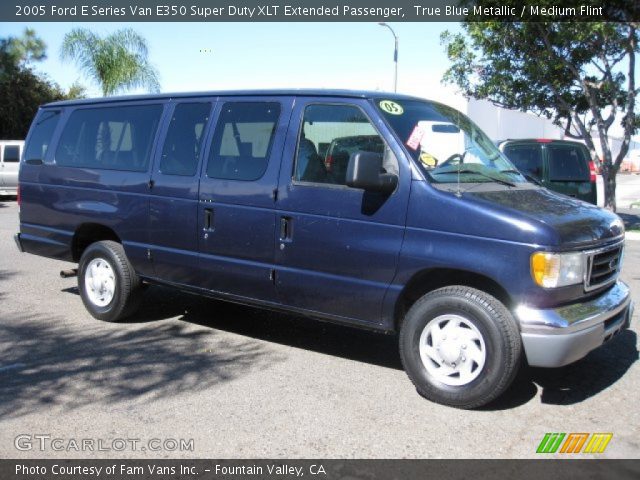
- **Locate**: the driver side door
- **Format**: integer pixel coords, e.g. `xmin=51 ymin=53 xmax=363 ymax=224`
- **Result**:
xmin=273 ymin=98 xmax=410 ymax=325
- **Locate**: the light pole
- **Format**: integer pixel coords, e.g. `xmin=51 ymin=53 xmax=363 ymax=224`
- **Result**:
xmin=378 ymin=22 xmax=398 ymax=92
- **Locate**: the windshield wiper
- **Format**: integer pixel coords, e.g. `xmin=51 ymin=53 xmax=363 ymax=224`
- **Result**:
xmin=499 ymin=169 xmax=541 ymax=186
xmin=432 ymin=168 xmax=517 ymax=187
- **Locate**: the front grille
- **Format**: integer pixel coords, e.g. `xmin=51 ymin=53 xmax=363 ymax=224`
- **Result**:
xmin=585 ymin=243 xmax=623 ymax=291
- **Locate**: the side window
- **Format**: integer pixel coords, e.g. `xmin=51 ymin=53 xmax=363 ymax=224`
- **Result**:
xmin=207 ymin=102 xmax=280 ymax=181
xmin=24 ymin=110 xmax=61 ymax=162
xmin=504 ymin=145 xmax=543 ymax=180
xmin=3 ymin=145 xmax=20 ymax=163
xmin=295 ymin=104 xmax=397 ymax=186
xmin=55 ymin=104 xmax=163 ymax=172
xmin=160 ymin=103 xmax=211 ymax=176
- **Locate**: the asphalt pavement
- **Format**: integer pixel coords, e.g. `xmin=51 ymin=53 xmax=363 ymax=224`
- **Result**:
xmin=0 ymin=201 xmax=638 ymax=459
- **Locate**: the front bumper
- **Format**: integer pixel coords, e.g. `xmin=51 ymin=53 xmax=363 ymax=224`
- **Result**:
xmin=515 ymin=281 xmax=633 ymax=367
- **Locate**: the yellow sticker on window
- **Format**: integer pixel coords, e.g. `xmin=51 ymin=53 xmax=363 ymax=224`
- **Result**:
xmin=420 ymin=152 xmax=438 ymax=167
xmin=379 ymin=100 xmax=404 ymax=115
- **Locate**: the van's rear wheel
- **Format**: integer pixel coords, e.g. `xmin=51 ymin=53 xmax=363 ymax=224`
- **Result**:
xmin=78 ymin=240 xmax=141 ymax=322
xmin=399 ymin=286 xmax=521 ymax=409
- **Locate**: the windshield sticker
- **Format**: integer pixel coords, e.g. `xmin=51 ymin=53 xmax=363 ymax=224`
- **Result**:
xmin=406 ymin=125 xmax=425 ymax=150
xmin=379 ymin=100 xmax=404 ymax=115
xmin=420 ymin=152 xmax=438 ymax=168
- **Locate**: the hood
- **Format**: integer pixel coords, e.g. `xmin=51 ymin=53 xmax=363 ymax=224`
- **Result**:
xmin=467 ymin=187 xmax=624 ymax=247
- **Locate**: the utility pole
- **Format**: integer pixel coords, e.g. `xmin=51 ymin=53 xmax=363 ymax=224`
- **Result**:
xmin=378 ymin=23 xmax=398 ymax=92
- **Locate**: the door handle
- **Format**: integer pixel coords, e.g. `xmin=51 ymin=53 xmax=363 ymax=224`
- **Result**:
xmin=279 ymin=216 xmax=292 ymax=242
xmin=204 ymin=208 xmax=214 ymax=231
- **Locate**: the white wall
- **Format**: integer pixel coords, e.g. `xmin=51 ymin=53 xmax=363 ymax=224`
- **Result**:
xmin=466 ymin=99 xmax=565 ymax=141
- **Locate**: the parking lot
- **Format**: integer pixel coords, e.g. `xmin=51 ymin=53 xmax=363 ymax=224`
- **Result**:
xmin=0 ymin=199 xmax=638 ymax=459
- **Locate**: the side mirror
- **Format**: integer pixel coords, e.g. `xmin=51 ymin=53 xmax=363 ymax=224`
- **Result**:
xmin=346 ymin=151 xmax=398 ymax=194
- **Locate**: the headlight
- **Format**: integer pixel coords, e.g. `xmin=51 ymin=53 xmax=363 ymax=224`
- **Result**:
xmin=531 ymin=252 xmax=584 ymax=288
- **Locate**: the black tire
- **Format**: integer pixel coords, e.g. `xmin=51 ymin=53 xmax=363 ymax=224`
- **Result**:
xmin=78 ymin=240 xmax=142 ymax=322
xmin=399 ymin=286 xmax=521 ymax=409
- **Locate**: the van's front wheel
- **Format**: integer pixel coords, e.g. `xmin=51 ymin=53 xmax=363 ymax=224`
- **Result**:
xmin=399 ymin=286 xmax=521 ymax=409
xmin=78 ymin=240 xmax=141 ymax=322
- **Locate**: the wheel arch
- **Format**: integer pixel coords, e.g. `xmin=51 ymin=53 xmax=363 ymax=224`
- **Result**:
xmin=71 ymin=223 xmax=121 ymax=262
xmin=394 ymin=268 xmax=513 ymax=332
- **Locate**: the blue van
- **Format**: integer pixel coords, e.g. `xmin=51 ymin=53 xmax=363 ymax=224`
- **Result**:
xmin=15 ymin=91 xmax=633 ymax=408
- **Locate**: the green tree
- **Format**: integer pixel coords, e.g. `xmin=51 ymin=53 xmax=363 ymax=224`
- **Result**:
xmin=442 ymin=16 xmax=638 ymax=211
xmin=0 ymin=30 xmax=85 ymax=139
xmin=60 ymin=28 xmax=160 ymax=97
xmin=0 ymin=27 xmax=46 ymax=67
xmin=65 ymin=82 xmax=87 ymax=100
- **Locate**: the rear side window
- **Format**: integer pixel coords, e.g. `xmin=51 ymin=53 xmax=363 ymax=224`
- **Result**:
xmin=160 ymin=102 xmax=211 ymax=176
xmin=547 ymin=144 xmax=589 ymax=182
xmin=24 ymin=110 xmax=61 ymax=162
xmin=207 ymin=102 xmax=281 ymax=181
xmin=55 ymin=104 xmax=163 ymax=172
xmin=503 ymin=144 xmax=543 ymax=180
xmin=3 ymin=145 xmax=20 ymax=163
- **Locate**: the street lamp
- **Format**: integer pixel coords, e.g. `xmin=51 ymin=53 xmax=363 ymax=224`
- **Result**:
xmin=378 ymin=22 xmax=398 ymax=92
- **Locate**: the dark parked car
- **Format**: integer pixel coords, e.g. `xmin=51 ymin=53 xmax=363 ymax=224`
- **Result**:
xmin=15 ymin=91 xmax=632 ymax=408
xmin=0 ymin=140 xmax=23 ymax=196
xmin=497 ymin=139 xmax=598 ymax=204
xmin=324 ymin=135 xmax=384 ymax=183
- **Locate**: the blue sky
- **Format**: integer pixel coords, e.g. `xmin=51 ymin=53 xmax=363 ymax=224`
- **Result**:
xmin=0 ymin=22 xmax=467 ymax=108
xmin=3 ymin=21 xmax=637 ymax=142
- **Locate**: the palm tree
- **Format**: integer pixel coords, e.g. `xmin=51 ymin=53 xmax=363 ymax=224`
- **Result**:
xmin=60 ymin=28 xmax=160 ymax=96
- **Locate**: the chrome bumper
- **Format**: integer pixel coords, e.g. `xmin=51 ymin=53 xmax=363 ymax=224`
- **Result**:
xmin=515 ymin=281 xmax=633 ymax=367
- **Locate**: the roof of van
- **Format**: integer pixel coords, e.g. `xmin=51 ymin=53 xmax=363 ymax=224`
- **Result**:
xmin=44 ymin=89 xmax=426 ymax=107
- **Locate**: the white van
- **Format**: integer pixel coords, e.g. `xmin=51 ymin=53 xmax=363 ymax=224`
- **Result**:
xmin=0 ymin=140 xmax=23 ymax=196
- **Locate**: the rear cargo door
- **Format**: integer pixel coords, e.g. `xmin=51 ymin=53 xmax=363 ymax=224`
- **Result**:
xmin=545 ymin=143 xmax=595 ymax=203
xmin=502 ymin=142 xmax=544 ymax=184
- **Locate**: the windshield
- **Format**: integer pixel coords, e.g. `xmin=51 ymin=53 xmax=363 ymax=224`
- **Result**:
xmin=376 ymin=99 xmax=526 ymax=185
